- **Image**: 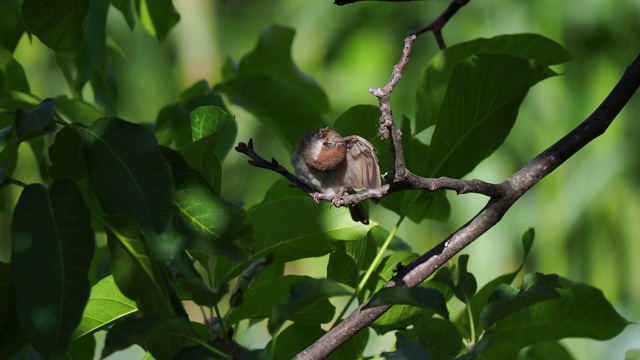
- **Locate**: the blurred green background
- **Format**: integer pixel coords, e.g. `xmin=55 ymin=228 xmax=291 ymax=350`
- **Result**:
xmin=7 ymin=0 xmax=640 ymax=358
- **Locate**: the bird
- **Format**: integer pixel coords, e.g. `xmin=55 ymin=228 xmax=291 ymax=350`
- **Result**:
xmin=291 ymin=128 xmax=381 ymax=224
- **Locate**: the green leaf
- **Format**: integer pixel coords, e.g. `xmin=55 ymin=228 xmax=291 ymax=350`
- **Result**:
xmin=161 ymin=147 xmax=247 ymax=261
xmin=110 ymin=0 xmax=136 ymax=30
xmin=269 ymin=324 xmax=325 ymax=360
xmin=0 ymin=262 xmax=27 ymax=360
xmin=54 ymin=96 xmax=102 ymax=124
xmin=69 ymin=275 xmax=138 ymax=342
xmin=431 ymin=255 xmax=476 ymax=304
xmin=216 ymin=74 xmax=326 ymax=149
xmin=101 ymin=215 xmax=161 ymax=303
xmin=458 ymin=229 xmax=535 ymax=338
xmin=0 ymin=46 xmax=30 ymax=95
xmin=327 ymin=251 xmax=359 ymax=288
xmin=227 ymin=275 xmax=338 ymax=327
xmin=11 ymin=180 xmax=94 ymax=359
xmin=14 ymin=98 xmax=56 ymax=142
xmin=137 ymin=0 xmax=180 ymax=42
xmin=215 ymin=25 xmax=329 ymax=149
xmin=415 ymin=34 xmax=572 ymax=134
xmin=102 ymin=316 xmax=192 ymax=359
xmin=473 ymin=281 xmax=631 ymax=358
xmin=412 ymin=317 xmax=463 ymax=360
xmin=48 ymin=126 xmax=87 ymax=181
xmin=247 ymin=197 xmax=372 ymax=263
xmin=73 ymin=0 xmax=108 ymax=89
xmin=365 ymin=286 xmax=449 ymax=320
xmin=517 ymin=341 xmax=576 ymax=360
xmin=268 ymin=278 xmax=349 ymax=334
xmin=382 ymin=333 xmax=431 ymax=360
xmin=190 ymin=106 xmax=233 ymax=142
xmin=425 ymin=53 xmax=558 ymax=179
xmin=0 ymin=0 xmax=25 ymax=52
xmin=79 ymin=118 xmax=174 ymax=233
xmin=480 ymin=273 xmax=562 ymax=329
xmin=0 ymin=141 xmax=17 ymax=184
xmin=156 ymin=80 xmax=229 ymax=150
xmin=21 ymin=0 xmax=91 ymax=57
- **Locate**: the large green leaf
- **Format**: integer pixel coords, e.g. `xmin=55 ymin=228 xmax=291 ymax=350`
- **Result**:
xmin=247 ymin=197 xmax=372 ymax=263
xmin=69 ymin=275 xmax=138 ymax=342
xmin=11 ymin=180 xmax=94 ymax=359
xmin=79 ymin=118 xmax=174 ymax=233
xmin=21 ymin=0 xmax=91 ymax=57
xmin=215 ymin=26 xmax=329 ymax=149
xmin=424 ymin=53 xmax=557 ymax=179
xmin=473 ymin=280 xmax=631 ymax=358
xmin=415 ymin=34 xmax=572 ymax=134
xmin=161 ymin=147 xmax=247 ymax=261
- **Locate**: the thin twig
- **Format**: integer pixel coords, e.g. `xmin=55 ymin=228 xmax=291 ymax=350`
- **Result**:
xmin=410 ymin=0 xmax=472 ymax=49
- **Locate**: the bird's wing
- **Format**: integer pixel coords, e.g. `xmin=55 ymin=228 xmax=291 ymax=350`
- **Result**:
xmin=346 ymin=136 xmax=381 ymax=190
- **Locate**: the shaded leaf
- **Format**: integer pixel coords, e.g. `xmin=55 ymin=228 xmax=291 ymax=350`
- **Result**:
xmin=413 ymin=317 xmax=462 ymax=360
xmin=0 ymin=46 xmax=30 ymax=95
xmin=517 ymin=341 xmax=576 ymax=360
xmin=73 ymin=0 xmax=108 ymax=89
xmin=102 ymin=316 xmax=192 ymax=359
xmin=366 ymin=286 xmax=449 ymax=320
xmin=161 ymin=147 xmax=247 ymax=261
xmin=48 ymin=126 xmax=87 ymax=181
xmin=415 ymin=34 xmax=572 ymax=134
xmin=473 ymin=281 xmax=630 ymax=358
xmin=0 ymin=0 xmax=25 ymax=51
xmin=21 ymin=0 xmax=90 ymax=57
xmin=54 ymin=96 xmax=102 ymax=124
xmin=327 ymin=251 xmax=359 ymax=288
xmin=11 ymin=180 xmax=94 ymax=359
xmin=79 ymin=118 xmax=174 ymax=233
xmin=458 ymin=228 xmax=535 ymax=338
xmin=268 ymin=278 xmax=349 ymax=334
xmin=136 ymin=0 xmax=180 ymax=42
xmin=215 ymin=26 xmax=328 ymax=149
xmin=425 ymin=53 xmax=557 ymax=179
xmin=480 ymin=273 xmax=561 ymax=329
xmin=14 ymin=98 xmax=56 ymax=142
xmin=382 ymin=333 xmax=431 ymax=360
xmin=227 ymin=276 xmax=337 ymax=327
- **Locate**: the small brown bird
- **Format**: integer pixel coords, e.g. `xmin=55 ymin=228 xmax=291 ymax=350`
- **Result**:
xmin=291 ymin=128 xmax=381 ymax=224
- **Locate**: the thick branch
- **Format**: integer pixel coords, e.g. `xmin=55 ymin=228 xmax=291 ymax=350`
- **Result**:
xmin=293 ymin=53 xmax=640 ymax=360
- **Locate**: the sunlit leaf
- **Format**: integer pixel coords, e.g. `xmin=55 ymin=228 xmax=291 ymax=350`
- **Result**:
xmin=70 ymin=276 xmax=138 ymax=342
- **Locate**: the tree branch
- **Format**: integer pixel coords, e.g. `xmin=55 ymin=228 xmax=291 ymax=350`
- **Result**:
xmin=410 ymin=0 xmax=472 ymax=49
xmin=293 ymin=52 xmax=640 ymax=360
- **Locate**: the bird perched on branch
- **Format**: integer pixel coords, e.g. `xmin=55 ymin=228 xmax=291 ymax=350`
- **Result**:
xmin=291 ymin=128 xmax=381 ymax=224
